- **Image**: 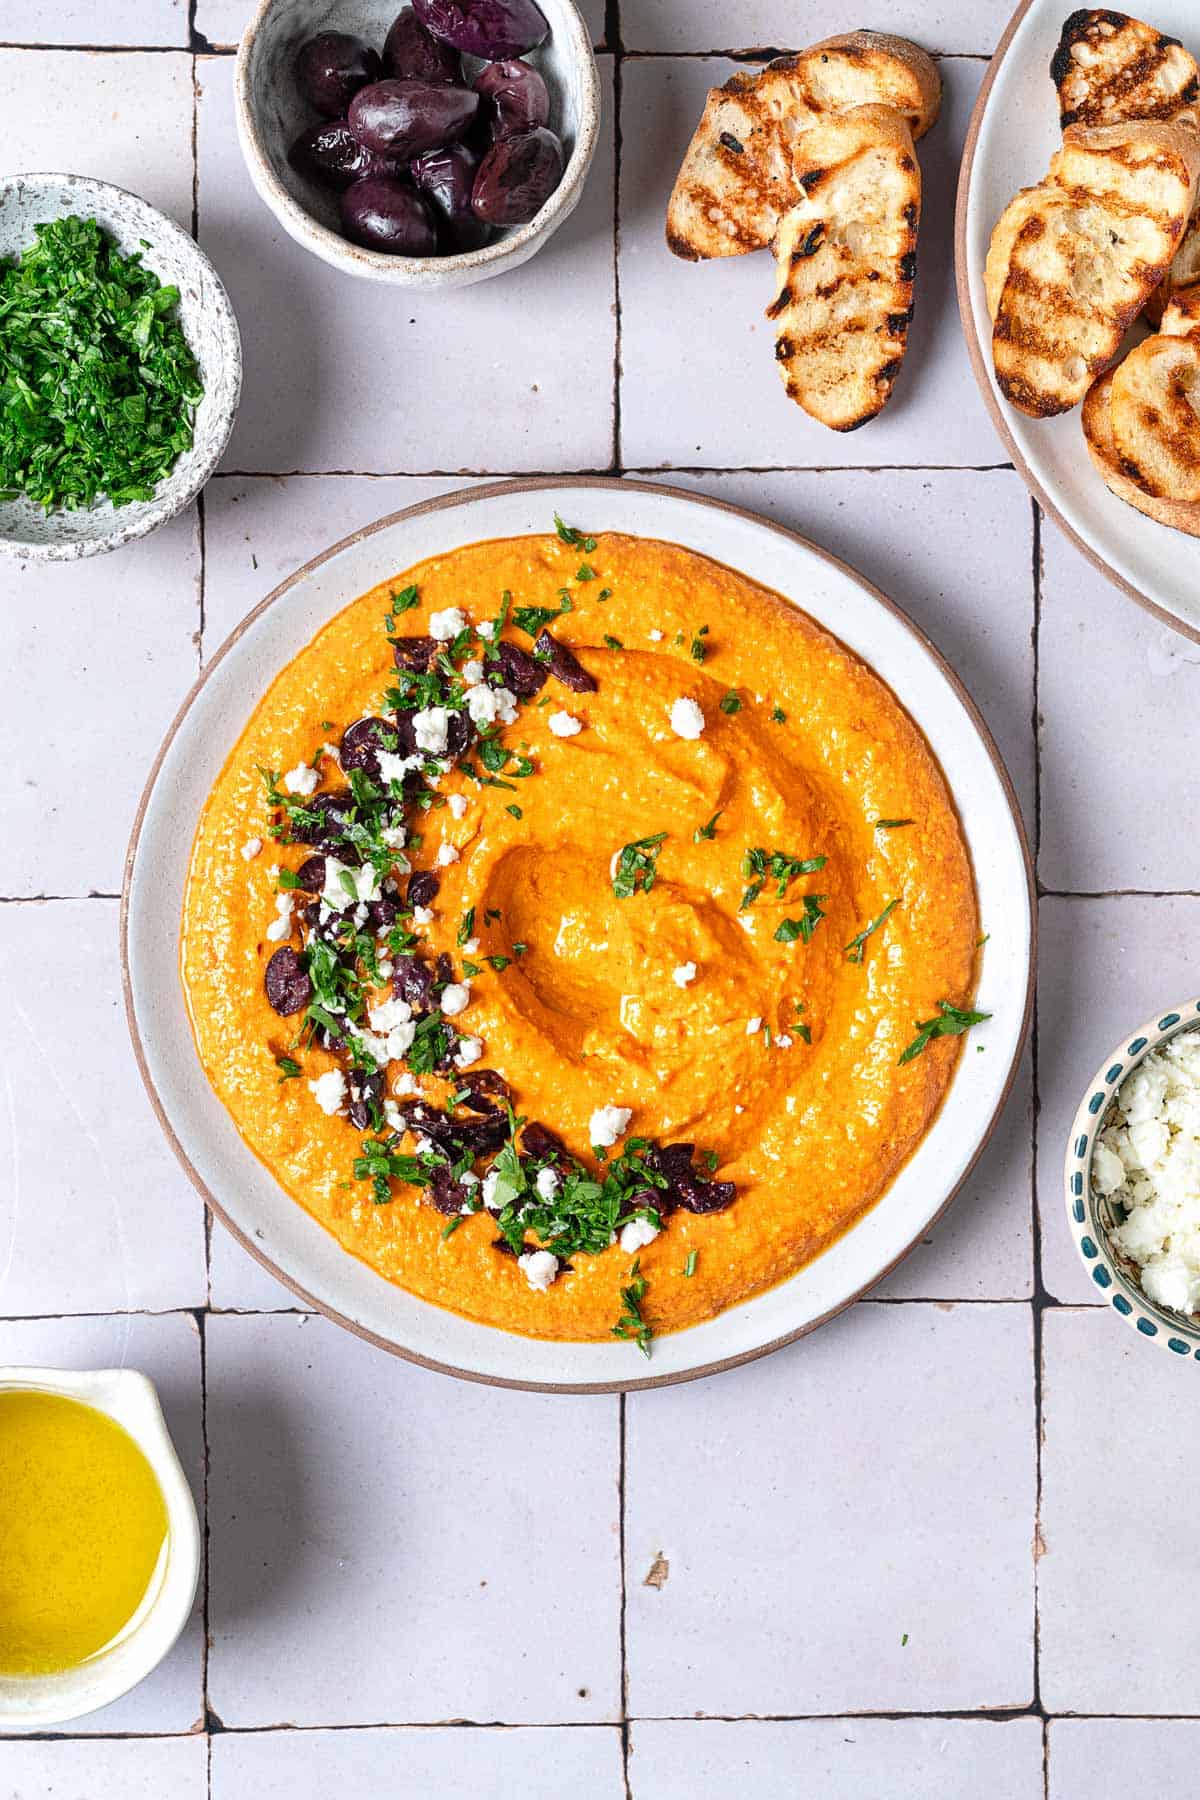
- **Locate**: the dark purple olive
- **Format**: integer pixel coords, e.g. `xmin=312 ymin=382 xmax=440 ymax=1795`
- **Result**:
xmin=471 ymin=126 xmax=563 ymax=225
xmin=295 ymin=855 xmax=326 ymax=891
xmin=383 ymin=7 xmax=464 ymax=83
xmin=290 ymin=791 xmax=357 ymax=850
xmin=407 ymin=870 xmax=440 ymax=909
xmin=414 ymin=0 xmax=549 ymax=59
xmin=457 ymin=1068 xmax=512 ymax=1113
xmin=394 ymin=953 xmax=435 ymax=1008
xmin=295 ymin=32 xmax=381 ymax=118
xmin=341 ymin=177 xmax=438 ymax=254
xmin=341 ymin=715 xmax=402 ymax=777
xmin=522 ymin=1121 xmax=569 ymax=1163
xmin=392 ymin=634 xmax=437 ymax=671
xmin=475 ymin=58 xmax=549 ymax=139
xmin=365 ymin=895 xmax=398 ymax=932
xmin=411 ymin=144 xmax=491 ymax=251
xmin=288 ymin=119 xmax=408 ymax=190
xmin=493 ymin=637 xmax=547 ymax=697
xmin=347 ymin=1070 xmax=385 ymax=1130
xmin=264 ymin=946 xmax=311 ymax=1015
xmin=533 ymin=627 xmax=596 ymax=692
xmin=348 ymin=78 xmax=479 ymax=159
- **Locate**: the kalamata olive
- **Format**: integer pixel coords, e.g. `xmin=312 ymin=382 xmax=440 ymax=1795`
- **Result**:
xmin=348 ymin=78 xmax=479 ymax=159
xmin=383 ymin=7 xmax=464 ymax=83
xmin=411 ymin=144 xmax=491 ymax=252
xmin=474 ymin=58 xmax=549 ymax=139
xmin=340 ymin=715 xmax=402 ymax=777
xmin=493 ymin=637 xmax=546 ymax=697
xmin=290 ymin=791 xmax=357 ymax=850
xmin=522 ymin=1121 xmax=569 ymax=1163
xmin=457 ymin=1068 xmax=512 ymax=1112
xmin=264 ymin=946 xmax=311 ymax=1015
xmin=295 ymin=32 xmax=381 ymax=118
xmin=471 ymin=127 xmax=563 ymax=224
xmin=295 ymin=855 xmax=326 ymax=891
xmin=408 ymin=870 xmax=440 ymax=909
xmin=348 ymin=1070 xmax=385 ymax=1130
xmin=414 ymin=0 xmax=549 ymax=59
xmin=533 ymin=627 xmax=596 ymax=692
xmin=392 ymin=634 xmax=437 ymax=671
xmin=288 ymin=119 xmax=408 ymax=189
xmin=341 ymin=177 xmax=438 ymax=254
xmin=394 ymin=953 xmax=435 ymax=1008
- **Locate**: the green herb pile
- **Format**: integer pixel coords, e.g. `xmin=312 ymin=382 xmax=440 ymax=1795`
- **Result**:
xmin=0 ymin=215 xmax=203 ymax=512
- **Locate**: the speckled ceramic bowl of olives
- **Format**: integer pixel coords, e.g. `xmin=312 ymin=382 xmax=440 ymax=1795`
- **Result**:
xmin=236 ymin=0 xmax=600 ymax=288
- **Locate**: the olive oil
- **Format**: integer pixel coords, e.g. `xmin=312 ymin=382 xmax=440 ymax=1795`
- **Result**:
xmin=0 ymin=1389 xmax=168 ymax=1677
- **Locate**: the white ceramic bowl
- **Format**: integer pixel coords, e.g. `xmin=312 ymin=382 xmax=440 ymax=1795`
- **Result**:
xmin=0 ymin=1366 xmax=200 ymax=1729
xmin=1065 ymin=998 xmax=1200 ymax=1358
xmin=956 ymin=0 xmax=1200 ymax=640
xmin=0 ymin=174 xmax=241 ymax=563
xmin=235 ymin=0 xmax=600 ymax=289
xmin=123 ymin=478 xmax=1034 ymax=1392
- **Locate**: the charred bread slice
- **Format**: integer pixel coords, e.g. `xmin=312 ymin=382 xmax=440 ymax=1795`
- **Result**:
xmin=1083 ymin=353 xmax=1200 ymax=534
xmin=1162 ymin=284 xmax=1200 ymax=335
xmin=768 ymin=105 xmax=920 ymax=430
xmin=987 ymin=121 xmax=1200 ymax=417
xmin=1146 ymin=208 xmax=1200 ymax=322
xmin=665 ymin=32 xmax=939 ymax=262
xmin=1051 ymin=9 xmax=1200 ymax=130
xmin=1110 ymin=331 xmax=1200 ymax=501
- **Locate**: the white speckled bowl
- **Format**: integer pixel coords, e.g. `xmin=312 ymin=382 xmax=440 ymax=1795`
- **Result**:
xmin=235 ymin=0 xmax=600 ymax=288
xmin=0 ymin=1366 xmax=200 ymax=1729
xmin=1066 ymin=999 xmax=1200 ymax=1359
xmin=0 ymin=174 xmax=241 ymax=563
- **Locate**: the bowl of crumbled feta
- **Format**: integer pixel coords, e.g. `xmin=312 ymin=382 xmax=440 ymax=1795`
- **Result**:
xmin=1066 ymin=1001 xmax=1200 ymax=1354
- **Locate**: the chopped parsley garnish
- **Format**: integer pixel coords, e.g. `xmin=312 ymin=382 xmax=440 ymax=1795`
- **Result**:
xmin=441 ymin=1216 xmax=463 ymax=1239
xmin=276 ymin=1056 xmax=302 ymax=1082
xmin=389 ymin=584 xmax=420 ymax=615
xmin=774 ymin=896 xmax=827 ymax=943
xmin=612 ymin=1259 xmax=653 ymax=1358
xmin=899 ymin=1001 xmax=991 ymax=1066
xmin=845 ymin=898 xmax=898 ymax=963
xmin=353 ymin=1136 xmax=431 ymax=1205
xmin=719 ymin=691 xmax=741 ymax=714
xmin=512 ymin=592 xmax=572 ymax=636
xmin=457 ymin=907 xmax=475 ymax=946
xmin=694 ymin=809 xmax=723 ymax=842
xmin=506 ymin=802 xmax=523 ymax=820
xmin=612 ymin=831 xmax=668 ymax=899
xmin=875 ymin=817 xmax=913 ymax=831
xmin=554 ymin=514 xmax=597 ymax=552
xmin=683 ymin=1250 xmax=698 ymax=1278
xmin=603 ymin=634 xmax=623 ymax=650
xmin=796 ymin=1021 xmax=812 ymax=1044
xmin=576 ymin=563 xmax=596 ymax=582
xmin=0 ymin=215 xmax=203 ymax=512
xmin=771 ymin=706 xmax=786 ymax=723
xmin=740 ymin=847 xmax=827 ymax=910
xmin=689 ymin=629 xmax=709 ymax=664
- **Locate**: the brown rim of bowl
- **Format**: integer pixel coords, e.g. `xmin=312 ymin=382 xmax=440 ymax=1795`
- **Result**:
xmin=234 ymin=0 xmax=600 ymax=283
xmin=953 ymin=0 xmax=1200 ymax=647
xmin=120 ymin=475 xmax=1037 ymax=1394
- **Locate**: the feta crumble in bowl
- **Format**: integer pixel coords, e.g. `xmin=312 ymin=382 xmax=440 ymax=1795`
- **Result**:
xmin=1065 ymin=998 xmax=1200 ymax=1359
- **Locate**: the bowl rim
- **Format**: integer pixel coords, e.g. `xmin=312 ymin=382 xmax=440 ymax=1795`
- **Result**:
xmin=0 ymin=1366 xmax=201 ymax=1726
xmin=121 ymin=474 xmax=1036 ymax=1393
xmin=953 ymin=0 xmax=1200 ymax=646
xmin=1064 ymin=996 xmax=1200 ymax=1356
xmin=0 ymin=171 xmax=242 ymax=563
xmin=233 ymin=0 xmax=601 ymax=283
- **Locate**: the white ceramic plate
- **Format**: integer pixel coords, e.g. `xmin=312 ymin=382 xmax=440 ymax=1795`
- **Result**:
xmin=123 ymin=479 xmax=1034 ymax=1392
xmin=956 ymin=0 xmax=1200 ymax=639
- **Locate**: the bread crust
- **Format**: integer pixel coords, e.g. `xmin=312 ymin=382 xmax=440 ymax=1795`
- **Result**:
xmin=1051 ymin=8 xmax=1200 ymax=130
xmin=1083 ymin=348 xmax=1200 ymax=535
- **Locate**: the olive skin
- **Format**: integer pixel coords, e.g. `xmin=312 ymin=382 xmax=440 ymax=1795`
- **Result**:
xmin=413 ymin=0 xmax=550 ymax=60
xmin=288 ymin=119 xmax=408 ymax=189
xmin=471 ymin=125 xmax=564 ymax=224
xmin=295 ymin=32 xmax=381 ymax=117
xmin=474 ymin=58 xmax=549 ymax=139
xmin=382 ymin=7 xmax=464 ymax=83
xmin=411 ymin=143 xmax=491 ymax=251
xmin=348 ymin=77 xmax=480 ymax=159
xmin=340 ymin=177 xmax=439 ymax=253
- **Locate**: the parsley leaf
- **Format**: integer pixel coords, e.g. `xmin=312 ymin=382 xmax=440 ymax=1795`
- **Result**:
xmin=875 ymin=817 xmax=914 ymax=831
xmin=553 ymin=514 xmax=597 ymax=553
xmin=899 ymin=1001 xmax=991 ymax=1066
xmin=612 ymin=1259 xmax=653 ymax=1357
xmin=694 ymin=809 xmax=723 ymax=842
xmin=774 ymin=895 xmax=827 ymax=943
xmin=844 ymin=898 xmax=898 ymax=964
xmin=612 ymin=832 xmax=667 ymax=899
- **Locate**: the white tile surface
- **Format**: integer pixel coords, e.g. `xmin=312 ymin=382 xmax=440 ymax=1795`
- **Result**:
xmin=1036 ymin=895 xmax=1200 ymax=1304
xmin=2 ymin=511 xmax=200 ymax=899
xmin=620 ymin=5 xmax=1010 ymax=56
xmin=196 ymin=56 xmax=617 ymax=474
xmin=625 ymin=1301 xmax=1035 ymax=1716
xmin=0 ymin=1736 xmax=206 ymax=1796
xmin=0 ymin=1312 xmax=205 ymax=1734
xmin=630 ymin=1717 xmax=1045 ymax=1800
xmin=212 ymin=1725 xmax=625 ymax=1797
xmin=3 ymin=0 xmax=187 ymax=43
xmin=1039 ymin=517 xmax=1200 ymax=893
xmin=205 ymin=1312 xmax=621 ymax=1725
xmin=619 ymin=57 xmax=999 ymax=469
xmin=195 ymin=0 xmax=610 ymax=49
xmin=0 ymin=901 xmax=207 ymax=1318
xmin=1040 ymin=1307 xmax=1200 ymax=1714
xmin=1049 ymin=1719 xmax=1200 ymax=1796
xmin=0 ymin=48 xmax=196 ymax=229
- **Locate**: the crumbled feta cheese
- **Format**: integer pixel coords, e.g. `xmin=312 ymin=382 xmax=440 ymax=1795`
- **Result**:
xmin=383 ymin=1099 xmax=404 ymax=1132
xmin=548 ymin=710 xmax=583 ymax=738
xmin=447 ymin=793 xmax=469 ymax=820
xmin=481 ymin=1169 xmax=502 ymax=1210
xmin=535 ymin=1167 xmax=560 ymax=1201
xmin=669 ymin=697 xmax=705 ymax=740
xmin=353 ymin=1029 xmax=391 ymax=1065
xmin=392 ymin=1071 xmax=419 ymax=1097
xmin=518 ymin=1249 xmax=559 ymax=1292
xmin=620 ymin=1217 xmax=660 ymax=1254
xmin=380 ymin=822 xmax=408 ymax=850
xmin=377 ymin=959 xmax=393 ymax=980
xmin=459 ymin=1170 xmax=480 ymax=1189
xmin=283 ymin=761 xmax=319 ymax=796
xmin=321 ymin=857 xmax=380 ymax=911
xmin=368 ymin=995 xmax=414 ymax=1035
xmin=429 ymin=606 xmax=468 ymax=641
xmin=590 ymin=1103 xmax=632 ymax=1148
xmin=461 ymin=937 xmax=479 ymax=955
xmin=318 ymin=742 xmax=341 ymax=764
xmin=746 ymin=1016 xmax=762 ymax=1035
xmin=1096 ymin=1030 xmax=1200 ymax=1314
xmin=440 ymin=982 xmax=471 ymax=1017
xmin=466 ymin=683 xmax=519 ymax=728
xmin=776 ymin=1034 xmax=793 ymax=1049
xmin=413 ymin=905 xmax=435 ymax=925
xmin=240 ymin=837 xmax=262 ymax=861
xmin=672 ymin=961 xmax=697 ymax=988
xmin=648 ymin=628 xmax=665 ymax=642
xmin=412 ymin=706 xmax=450 ymax=754
xmin=436 ymin=842 xmax=460 ymax=867
xmin=265 ymin=893 xmax=294 ymax=942
xmin=377 ymin=750 xmax=418 ymax=788
xmin=461 ymin=659 xmax=485 ymax=687
xmin=477 ymin=620 xmax=497 ymax=640
xmin=454 ymin=1035 xmax=483 ymax=1069
xmin=309 ymin=1069 xmax=347 ymax=1116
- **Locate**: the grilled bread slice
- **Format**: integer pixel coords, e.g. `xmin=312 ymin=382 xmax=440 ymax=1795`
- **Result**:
xmin=1162 ymin=284 xmax=1200 ymax=334
xmin=767 ymin=105 xmax=919 ymax=430
xmin=1051 ymin=8 xmax=1200 ymax=130
xmin=1083 ymin=348 xmax=1200 ymax=534
xmin=1146 ymin=208 xmax=1200 ymax=321
xmin=666 ymin=32 xmax=939 ymax=261
xmin=987 ymin=121 xmax=1200 ymax=416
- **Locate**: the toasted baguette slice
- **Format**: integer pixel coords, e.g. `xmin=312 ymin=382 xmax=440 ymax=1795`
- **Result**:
xmin=1110 ymin=331 xmax=1200 ymax=499
xmin=1146 ymin=208 xmax=1200 ymax=322
xmin=767 ymin=106 xmax=919 ymax=430
xmin=1162 ymin=284 xmax=1200 ymax=335
xmin=1051 ymin=8 xmax=1200 ymax=129
xmin=1083 ymin=354 xmax=1200 ymax=534
xmin=666 ymin=32 xmax=939 ymax=261
xmin=988 ymin=121 xmax=1200 ymax=416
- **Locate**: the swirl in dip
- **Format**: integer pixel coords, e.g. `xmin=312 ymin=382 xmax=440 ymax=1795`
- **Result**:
xmin=182 ymin=526 xmax=982 ymax=1348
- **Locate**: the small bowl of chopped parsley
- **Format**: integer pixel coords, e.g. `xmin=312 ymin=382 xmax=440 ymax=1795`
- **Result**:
xmin=0 ymin=172 xmax=241 ymax=560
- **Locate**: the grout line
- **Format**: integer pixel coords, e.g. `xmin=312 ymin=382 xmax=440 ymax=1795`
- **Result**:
xmin=0 ymin=893 xmax=121 ymax=903
xmin=201 ymin=462 xmax=1017 ymax=479
xmin=194 ymin=1308 xmax=214 ymax=1760
xmin=617 ymin=47 xmax=995 ymax=63
xmin=609 ymin=6 xmax=625 ymax=478
xmin=1029 ymin=498 xmax=1049 ymax=1755
xmin=618 ymin=1390 xmax=632 ymax=1800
